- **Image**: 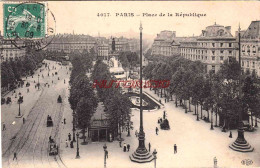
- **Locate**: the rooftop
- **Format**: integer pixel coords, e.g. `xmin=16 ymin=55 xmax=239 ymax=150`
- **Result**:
xmin=242 ymin=20 xmax=260 ymax=39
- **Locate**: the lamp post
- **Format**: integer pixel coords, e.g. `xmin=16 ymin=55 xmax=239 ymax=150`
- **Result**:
xmin=196 ymin=107 xmax=199 ymax=121
xmin=229 ymin=24 xmax=253 ymax=152
xmin=130 ymin=22 xmax=153 ymax=163
xmin=127 ymin=120 xmax=130 ymax=137
xmin=210 ymin=109 xmax=214 ymax=130
xmin=103 ymin=143 xmax=107 ymax=168
xmin=73 ymin=111 xmax=76 ymax=142
xmin=153 ymin=149 xmax=157 ymax=168
xmin=76 ymin=132 xmax=80 ymax=158
xmin=38 ymin=74 xmax=40 ymax=90
xmin=18 ymin=96 xmax=21 ymax=117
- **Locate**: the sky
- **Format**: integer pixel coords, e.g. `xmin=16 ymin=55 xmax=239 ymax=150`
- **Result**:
xmin=0 ymin=1 xmax=259 ymax=39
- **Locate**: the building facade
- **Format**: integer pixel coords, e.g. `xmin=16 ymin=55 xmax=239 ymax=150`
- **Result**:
xmin=47 ymin=34 xmax=97 ymax=54
xmin=240 ymin=21 xmax=260 ymax=77
xmin=108 ymin=37 xmax=139 ymax=53
xmin=1 ymin=38 xmax=26 ymax=62
xmin=97 ymin=43 xmax=109 ymax=60
xmin=180 ymin=23 xmax=237 ymax=73
xmin=151 ymin=30 xmax=180 ymax=56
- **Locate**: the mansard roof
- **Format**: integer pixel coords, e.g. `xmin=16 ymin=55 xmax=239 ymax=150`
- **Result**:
xmin=242 ymin=21 xmax=260 ymax=39
xmin=199 ymin=23 xmax=233 ymax=38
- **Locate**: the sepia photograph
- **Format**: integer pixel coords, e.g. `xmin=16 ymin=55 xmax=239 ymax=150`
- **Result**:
xmin=0 ymin=1 xmax=260 ymax=168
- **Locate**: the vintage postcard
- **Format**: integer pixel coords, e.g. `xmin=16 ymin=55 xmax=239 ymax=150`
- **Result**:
xmin=0 ymin=1 xmax=260 ymax=168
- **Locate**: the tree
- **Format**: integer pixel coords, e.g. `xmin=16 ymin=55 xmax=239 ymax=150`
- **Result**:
xmin=76 ymin=95 xmax=97 ymax=144
xmin=216 ymin=58 xmax=242 ymax=129
xmin=242 ymin=74 xmax=259 ymax=126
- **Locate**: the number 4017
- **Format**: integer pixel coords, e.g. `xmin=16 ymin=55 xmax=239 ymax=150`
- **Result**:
xmin=97 ymin=13 xmax=110 ymax=17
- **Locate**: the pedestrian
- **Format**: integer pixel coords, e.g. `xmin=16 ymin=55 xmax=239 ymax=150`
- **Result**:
xmin=229 ymin=131 xmax=232 ymax=138
xmin=27 ymin=88 xmax=29 ymax=93
xmin=13 ymin=152 xmax=17 ymax=160
xmin=156 ymin=127 xmax=159 ymax=135
xmin=163 ymin=111 xmax=166 ymax=119
xmin=123 ymin=143 xmax=127 ymax=152
xmin=23 ymin=117 xmax=25 ymax=124
xmin=148 ymin=142 xmax=151 ymax=152
xmin=70 ymin=141 xmax=74 ymax=148
xmin=165 ymin=98 xmax=166 ymax=103
xmin=135 ymin=130 xmax=138 ymax=137
xmin=2 ymin=123 xmax=6 ymax=131
xmin=65 ymin=139 xmax=68 ymax=147
xmin=174 ymin=144 xmax=177 ymax=154
xmin=63 ymin=118 xmax=66 ymax=124
xmin=105 ymin=150 xmax=108 ymax=159
xmin=127 ymin=144 xmax=130 ymax=152
xmin=49 ymin=136 xmax=52 ymax=142
xmin=68 ymin=133 xmax=71 ymax=141
xmin=119 ymin=140 xmax=122 ymax=147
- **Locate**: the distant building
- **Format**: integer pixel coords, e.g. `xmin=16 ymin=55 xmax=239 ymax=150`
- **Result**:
xmin=180 ymin=23 xmax=237 ymax=73
xmin=47 ymin=33 xmax=97 ymax=53
xmin=108 ymin=37 xmax=139 ymax=53
xmin=151 ymin=30 xmax=180 ymax=56
xmin=97 ymin=43 xmax=109 ymax=60
xmin=0 ymin=36 xmax=26 ymax=62
xmin=239 ymin=21 xmax=260 ymax=77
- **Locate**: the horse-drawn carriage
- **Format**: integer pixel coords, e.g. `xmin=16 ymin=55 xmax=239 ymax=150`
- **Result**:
xmin=57 ymin=95 xmax=62 ymax=103
xmin=47 ymin=115 xmax=53 ymax=127
xmin=26 ymin=82 xmax=30 ymax=87
xmin=48 ymin=139 xmax=58 ymax=156
xmin=160 ymin=118 xmax=170 ymax=130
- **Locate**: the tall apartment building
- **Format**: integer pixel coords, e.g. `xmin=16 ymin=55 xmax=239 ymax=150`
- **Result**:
xmin=151 ymin=30 xmax=179 ymax=56
xmin=0 ymin=33 xmax=26 ymax=62
xmin=97 ymin=43 xmax=109 ymax=60
xmin=47 ymin=34 xmax=97 ymax=53
xmin=180 ymin=23 xmax=237 ymax=73
xmin=239 ymin=21 xmax=260 ymax=77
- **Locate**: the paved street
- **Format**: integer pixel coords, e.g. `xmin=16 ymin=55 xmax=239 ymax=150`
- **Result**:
xmin=1 ymin=60 xmax=70 ymax=168
xmin=1 ymin=60 xmax=260 ymax=168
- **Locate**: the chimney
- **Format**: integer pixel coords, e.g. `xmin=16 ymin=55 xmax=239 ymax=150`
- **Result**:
xmin=225 ymin=26 xmax=231 ymax=33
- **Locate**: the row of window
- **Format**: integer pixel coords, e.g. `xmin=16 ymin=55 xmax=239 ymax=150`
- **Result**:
xmin=197 ymin=42 xmax=233 ymax=48
xmin=181 ymin=49 xmax=233 ymax=55
xmin=185 ymin=55 xmax=226 ymax=61
xmin=242 ymin=61 xmax=256 ymax=68
xmin=242 ymin=45 xmax=257 ymax=53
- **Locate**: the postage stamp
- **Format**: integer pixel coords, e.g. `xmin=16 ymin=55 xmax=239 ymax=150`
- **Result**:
xmin=3 ymin=2 xmax=46 ymax=39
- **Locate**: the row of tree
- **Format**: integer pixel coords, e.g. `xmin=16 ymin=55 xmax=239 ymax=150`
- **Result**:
xmin=1 ymin=49 xmax=45 ymax=91
xmin=68 ymin=51 xmax=97 ymax=144
xmin=91 ymin=60 xmax=132 ymax=139
xmin=143 ymin=56 xmax=259 ymax=129
xmin=118 ymin=51 xmax=139 ymax=70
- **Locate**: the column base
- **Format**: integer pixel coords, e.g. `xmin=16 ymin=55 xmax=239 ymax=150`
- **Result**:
xmin=16 ymin=114 xmax=23 ymax=118
xmin=229 ymin=140 xmax=254 ymax=152
xmin=130 ymin=148 xmax=154 ymax=163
